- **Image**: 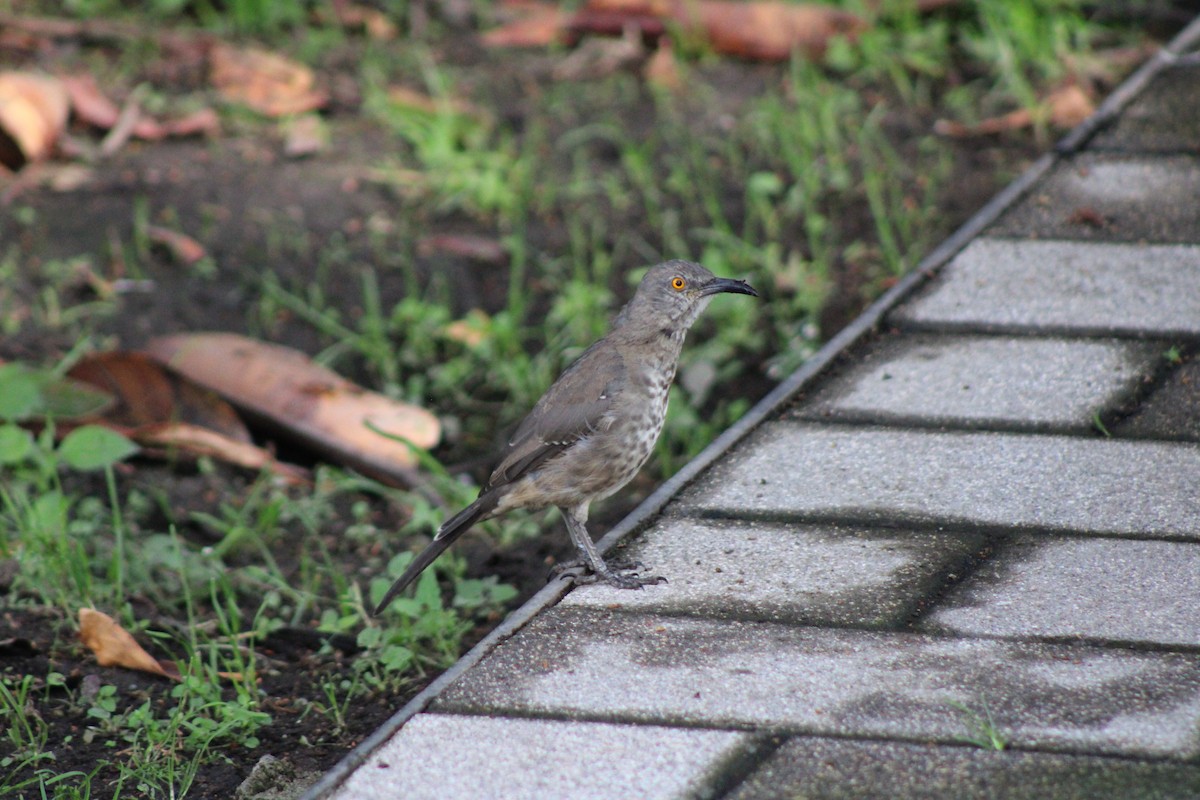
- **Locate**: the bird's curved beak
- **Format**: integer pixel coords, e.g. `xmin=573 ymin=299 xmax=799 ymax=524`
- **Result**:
xmin=701 ymin=277 xmax=759 ymax=298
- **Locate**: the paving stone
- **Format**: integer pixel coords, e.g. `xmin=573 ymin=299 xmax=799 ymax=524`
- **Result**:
xmin=921 ymin=537 xmax=1200 ymax=647
xmin=1115 ymin=355 xmax=1200 ymax=442
xmin=1091 ymin=64 xmax=1200 ymax=153
xmin=560 ymin=519 xmax=983 ymax=627
xmin=727 ymin=737 xmax=1200 ymax=800
xmin=988 ymin=153 xmax=1200 ymax=242
xmin=798 ymin=334 xmax=1160 ymax=430
xmin=893 ymin=238 xmax=1200 ymax=337
xmin=434 ymin=608 xmax=1200 ymax=758
xmin=328 ymin=713 xmax=751 ymax=800
xmin=676 ymin=423 xmax=1200 ymax=538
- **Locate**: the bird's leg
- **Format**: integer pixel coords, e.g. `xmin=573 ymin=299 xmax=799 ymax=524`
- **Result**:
xmin=556 ymin=505 xmax=664 ymax=589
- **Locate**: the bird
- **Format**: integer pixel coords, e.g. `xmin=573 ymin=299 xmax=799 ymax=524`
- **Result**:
xmin=373 ymin=260 xmax=758 ymax=615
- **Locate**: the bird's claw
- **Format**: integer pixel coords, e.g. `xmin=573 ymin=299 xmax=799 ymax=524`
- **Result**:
xmin=549 ymin=559 xmax=665 ymax=589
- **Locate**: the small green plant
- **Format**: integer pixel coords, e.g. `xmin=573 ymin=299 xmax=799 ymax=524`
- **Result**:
xmin=365 ymin=58 xmax=534 ymax=225
xmin=0 ymin=367 xmax=139 ymax=611
xmin=0 ymin=676 xmax=52 ymax=771
xmin=950 ymin=695 xmax=1008 ymax=750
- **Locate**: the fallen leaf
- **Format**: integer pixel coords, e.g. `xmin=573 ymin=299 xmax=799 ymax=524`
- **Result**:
xmin=687 ymin=0 xmax=867 ymax=60
xmin=417 ymin=233 xmax=508 ymax=263
xmin=68 ymin=352 xmax=249 ymax=442
xmin=157 ymin=107 xmax=220 ymax=138
xmin=78 ymin=608 xmax=180 ymax=681
xmin=145 ymin=225 xmax=207 ymax=265
xmin=566 ymin=8 xmax=666 ymax=41
xmin=135 ymin=422 xmax=309 ymax=484
xmin=332 ymin=1 xmax=399 ymax=39
xmin=68 ymin=353 xmax=307 ymax=482
xmin=644 ymin=39 xmax=682 ymax=91
xmin=61 ymin=74 xmax=123 ymax=130
xmin=1044 ymin=83 xmax=1095 ymax=128
xmin=63 ymin=74 xmax=220 ymax=142
xmin=935 ymin=84 xmax=1096 ymax=137
xmin=145 ymin=333 xmax=441 ymax=487
xmin=209 ymin=43 xmax=328 ymax=117
xmin=444 ymin=310 xmax=492 ymax=348
xmin=482 ymin=2 xmax=572 ymax=47
xmin=583 ymin=0 xmax=866 ymax=60
xmin=0 ymin=71 xmax=69 ymax=169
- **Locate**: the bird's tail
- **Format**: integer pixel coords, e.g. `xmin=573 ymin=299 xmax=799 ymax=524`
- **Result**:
xmin=371 ymin=495 xmax=495 ymax=616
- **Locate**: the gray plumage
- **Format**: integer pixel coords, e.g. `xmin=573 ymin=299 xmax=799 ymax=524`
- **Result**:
xmin=373 ymin=260 xmax=757 ymax=615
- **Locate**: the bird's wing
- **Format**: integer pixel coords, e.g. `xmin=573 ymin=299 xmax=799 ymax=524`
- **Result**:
xmin=485 ymin=342 xmax=625 ymax=490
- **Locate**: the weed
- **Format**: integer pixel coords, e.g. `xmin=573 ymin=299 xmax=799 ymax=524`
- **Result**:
xmin=950 ymin=695 xmax=1009 ymax=751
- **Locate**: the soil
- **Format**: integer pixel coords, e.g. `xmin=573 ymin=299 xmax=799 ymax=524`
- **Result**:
xmin=0 ymin=8 xmax=1182 ymax=799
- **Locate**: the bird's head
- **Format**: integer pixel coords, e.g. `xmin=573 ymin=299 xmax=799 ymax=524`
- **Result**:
xmin=616 ymin=260 xmax=759 ymax=334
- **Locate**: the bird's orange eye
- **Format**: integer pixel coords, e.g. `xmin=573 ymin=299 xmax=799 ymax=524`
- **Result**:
xmin=671 ymin=277 xmax=686 ymax=290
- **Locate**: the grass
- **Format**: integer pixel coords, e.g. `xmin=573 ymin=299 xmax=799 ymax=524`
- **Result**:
xmin=950 ymin=695 xmax=1010 ymax=751
xmin=0 ymin=0 xmax=1165 ymax=795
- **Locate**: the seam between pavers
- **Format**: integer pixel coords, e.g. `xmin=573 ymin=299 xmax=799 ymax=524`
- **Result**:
xmin=298 ymin=16 xmax=1200 ymax=800
xmin=517 ymin=592 xmax=1200 ymax=658
xmin=414 ymin=704 xmax=1200 ymax=763
xmin=677 ymin=502 xmax=1200 ymax=542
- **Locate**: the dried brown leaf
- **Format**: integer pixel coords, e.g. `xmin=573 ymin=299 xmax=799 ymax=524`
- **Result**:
xmin=144 ymin=333 xmax=440 ymax=487
xmin=63 ymin=74 xmax=219 ymax=142
xmin=0 ymin=71 xmax=69 ymax=169
xmin=78 ymin=608 xmax=180 ymax=681
xmin=644 ymin=39 xmax=682 ymax=91
xmin=210 ymin=43 xmax=327 ymax=117
xmin=482 ymin=2 xmax=571 ymax=47
xmin=935 ymin=84 xmax=1096 ymax=138
xmin=333 ymin=2 xmax=399 ymax=39
xmin=584 ymin=0 xmax=866 ymax=60
xmin=145 ymin=225 xmax=207 ymax=265
xmin=135 ymin=422 xmax=309 ymax=485
xmin=692 ymin=1 xmax=867 ymax=60
xmin=443 ymin=310 xmax=492 ymax=348
xmin=1045 ymin=84 xmax=1095 ymax=129
xmin=68 ymin=352 xmax=249 ymax=441
xmin=417 ymin=233 xmax=508 ymax=263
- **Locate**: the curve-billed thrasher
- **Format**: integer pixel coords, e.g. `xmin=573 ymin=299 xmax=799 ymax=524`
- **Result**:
xmin=373 ymin=260 xmax=757 ymax=615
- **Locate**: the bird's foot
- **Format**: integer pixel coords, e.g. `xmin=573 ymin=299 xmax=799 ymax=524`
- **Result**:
xmin=551 ymin=559 xmax=666 ymax=589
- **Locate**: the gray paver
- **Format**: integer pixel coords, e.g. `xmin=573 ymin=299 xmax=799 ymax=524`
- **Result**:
xmin=676 ymin=422 xmax=1200 ymax=538
xmin=727 ymin=737 xmax=1200 ymax=800
xmin=1091 ymin=64 xmax=1200 ymax=153
xmin=434 ymin=609 xmax=1200 ymax=757
xmin=329 ymin=713 xmax=750 ymax=800
xmin=989 ymin=154 xmax=1200 ymax=242
xmin=798 ymin=334 xmax=1159 ymax=430
xmin=560 ymin=519 xmax=982 ymax=627
xmin=921 ymin=537 xmax=1200 ymax=647
xmin=893 ymin=238 xmax=1200 ymax=337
